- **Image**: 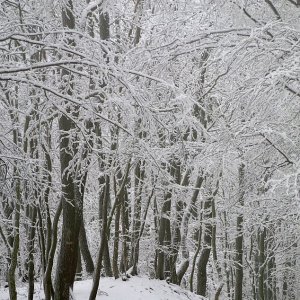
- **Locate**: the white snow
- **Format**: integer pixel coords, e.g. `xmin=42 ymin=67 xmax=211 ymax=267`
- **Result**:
xmin=0 ymin=276 xmax=206 ymax=300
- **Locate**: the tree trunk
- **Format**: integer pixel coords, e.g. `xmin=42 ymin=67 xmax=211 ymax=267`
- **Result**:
xmin=189 ymin=212 xmax=202 ymax=292
xmin=8 ymin=178 xmax=21 ymax=300
xmin=79 ymin=219 xmax=95 ymax=275
xmin=112 ymin=199 xmax=121 ymax=278
xmin=234 ymin=163 xmax=245 ymax=300
xmin=130 ymin=160 xmax=145 ymax=275
xmin=25 ymin=116 xmax=39 ymax=300
xmin=89 ymin=175 xmax=110 ymax=300
xmin=120 ymin=188 xmax=130 ymax=274
xmin=54 ymin=2 xmax=82 ymax=299
xmin=196 ymin=196 xmax=212 ymax=297
xmin=211 ymin=197 xmax=222 ymax=280
xmin=222 ymin=211 xmax=232 ymax=299
xmin=76 ymin=249 xmax=83 ymax=281
xmin=102 ymin=177 xmax=113 ymax=277
xmin=26 ymin=205 xmax=37 ymax=300
xmin=79 ymin=214 xmax=95 ymax=274
xmin=54 ymin=104 xmax=82 ymax=300
xmin=156 ymin=190 xmax=172 ymax=280
xmin=177 ymin=174 xmax=203 ymax=284
xmin=44 ymin=200 xmax=62 ymax=300
xmin=258 ymin=227 xmax=266 ymax=300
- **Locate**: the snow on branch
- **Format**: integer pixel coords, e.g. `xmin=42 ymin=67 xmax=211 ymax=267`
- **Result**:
xmin=0 ymin=60 xmax=97 ymax=75
xmin=80 ymin=0 xmax=103 ymax=29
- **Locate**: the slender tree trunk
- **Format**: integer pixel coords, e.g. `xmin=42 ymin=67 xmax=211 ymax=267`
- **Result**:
xmin=25 ymin=113 xmax=39 ymax=300
xmin=267 ymin=249 xmax=275 ymax=300
xmin=177 ymin=174 xmax=203 ymax=284
xmin=196 ymin=196 xmax=212 ymax=297
xmin=7 ymin=104 xmax=22 ymax=300
xmin=120 ymin=188 xmax=130 ymax=274
xmin=102 ymin=178 xmax=113 ymax=277
xmin=109 ymin=161 xmax=131 ymax=276
xmin=8 ymin=178 xmax=21 ymax=300
xmin=44 ymin=200 xmax=62 ymax=300
xmin=211 ymin=197 xmax=221 ymax=279
xmin=79 ymin=219 xmax=95 ymax=274
xmin=258 ymin=227 xmax=266 ymax=300
xmin=113 ymin=199 xmax=121 ymax=278
xmin=42 ymin=135 xmax=53 ymax=265
xmin=189 ymin=211 xmax=202 ymax=292
xmin=37 ymin=203 xmax=46 ymax=273
xmin=234 ymin=163 xmax=245 ymax=300
xmin=168 ymin=165 xmax=185 ymax=284
xmin=89 ymin=175 xmax=110 ymax=300
xmin=27 ymin=205 xmax=37 ymax=300
xmin=130 ymin=160 xmax=145 ymax=275
xmin=155 ymin=189 xmax=171 ymax=280
xmin=222 ymin=211 xmax=232 ymax=299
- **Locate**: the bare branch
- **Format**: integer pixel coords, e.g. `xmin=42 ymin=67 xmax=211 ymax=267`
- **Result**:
xmin=264 ymin=0 xmax=282 ymax=21
xmin=260 ymin=133 xmax=293 ymax=165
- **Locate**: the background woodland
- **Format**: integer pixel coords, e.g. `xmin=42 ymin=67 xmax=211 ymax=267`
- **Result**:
xmin=0 ymin=0 xmax=299 ymax=299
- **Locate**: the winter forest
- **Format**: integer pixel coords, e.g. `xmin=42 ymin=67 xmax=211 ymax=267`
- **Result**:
xmin=0 ymin=0 xmax=299 ymax=299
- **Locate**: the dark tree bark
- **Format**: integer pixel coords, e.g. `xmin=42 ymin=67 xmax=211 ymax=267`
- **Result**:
xmin=53 ymin=92 xmax=82 ymax=289
xmin=7 ymin=99 xmax=22 ymax=300
xmin=76 ymin=249 xmax=83 ymax=281
xmin=189 ymin=204 xmax=202 ymax=292
xmin=102 ymin=177 xmax=113 ymax=277
xmin=234 ymin=163 xmax=245 ymax=300
xmin=177 ymin=174 xmax=203 ymax=285
xmin=89 ymin=174 xmax=110 ymax=300
xmin=106 ymin=160 xmax=131 ymax=278
xmin=44 ymin=200 xmax=62 ymax=300
xmin=222 ymin=211 xmax=232 ymax=299
xmin=120 ymin=187 xmax=130 ymax=274
xmin=196 ymin=196 xmax=212 ymax=297
xmin=258 ymin=227 xmax=266 ymax=300
xmin=54 ymin=2 xmax=82 ymax=299
xmin=155 ymin=189 xmax=172 ymax=280
xmin=79 ymin=219 xmax=95 ymax=275
xmin=26 ymin=204 xmax=37 ymax=300
xmin=8 ymin=178 xmax=21 ymax=300
xmin=23 ymin=107 xmax=40 ymax=300
xmin=130 ymin=160 xmax=145 ymax=275
xmin=195 ymin=174 xmax=220 ymax=297
xmin=168 ymin=163 xmax=183 ymax=284
xmin=112 ymin=197 xmax=121 ymax=278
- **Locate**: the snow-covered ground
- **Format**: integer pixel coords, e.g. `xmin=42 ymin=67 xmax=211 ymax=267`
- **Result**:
xmin=0 ymin=276 xmax=206 ymax=300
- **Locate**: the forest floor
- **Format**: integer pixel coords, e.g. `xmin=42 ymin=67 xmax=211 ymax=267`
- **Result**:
xmin=0 ymin=275 xmax=206 ymax=300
